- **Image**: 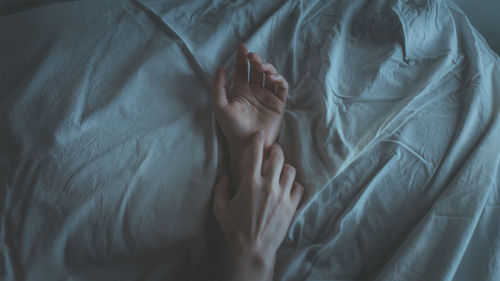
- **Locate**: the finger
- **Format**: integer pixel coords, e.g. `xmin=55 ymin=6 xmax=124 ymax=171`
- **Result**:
xmin=264 ymin=75 xmax=277 ymax=94
xmin=257 ymin=62 xmax=278 ymax=93
xmin=268 ymin=74 xmax=289 ymax=102
xmin=267 ymin=143 xmax=285 ymax=184
xmin=248 ymin=131 xmax=265 ymax=178
xmin=279 ymin=164 xmax=296 ymax=194
xmin=247 ymin=52 xmax=263 ymax=64
xmin=212 ymin=175 xmax=230 ymax=220
xmin=256 ymin=62 xmax=278 ymax=75
xmin=290 ymin=181 xmax=305 ymax=209
xmin=234 ymin=44 xmax=249 ymax=83
xmin=248 ymin=52 xmax=263 ymax=85
xmin=212 ymin=66 xmax=228 ymax=109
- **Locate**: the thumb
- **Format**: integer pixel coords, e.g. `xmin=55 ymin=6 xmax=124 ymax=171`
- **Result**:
xmin=212 ymin=174 xmax=230 ymax=220
xmin=212 ymin=66 xmax=229 ymax=110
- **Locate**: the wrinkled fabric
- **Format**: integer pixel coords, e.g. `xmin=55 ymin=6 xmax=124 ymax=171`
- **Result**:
xmin=0 ymin=0 xmax=499 ymax=280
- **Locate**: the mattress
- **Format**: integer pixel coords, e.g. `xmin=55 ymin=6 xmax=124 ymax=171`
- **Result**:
xmin=1 ymin=0 xmax=499 ymax=280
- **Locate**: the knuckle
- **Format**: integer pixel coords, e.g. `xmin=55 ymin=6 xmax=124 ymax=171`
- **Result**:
xmin=252 ymin=176 xmax=262 ymax=186
xmin=263 ymin=183 xmax=279 ymax=197
xmin=276 ymin=195 xmax=286 ymax=206
xmin=278 ymin=189 xmax=288 ymax=201
xmin=272 ymin=145 xmax=284 ymax=159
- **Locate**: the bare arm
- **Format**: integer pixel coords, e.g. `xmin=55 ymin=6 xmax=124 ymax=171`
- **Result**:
xmin=212 ymin=132 xmax=304 ymax=281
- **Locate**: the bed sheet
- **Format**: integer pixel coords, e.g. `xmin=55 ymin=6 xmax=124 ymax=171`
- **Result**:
xmin=1 ymin=0 xmax=499 ymax=280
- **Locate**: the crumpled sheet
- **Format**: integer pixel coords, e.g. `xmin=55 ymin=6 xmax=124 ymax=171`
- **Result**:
xmin=1 ymin=0 xmax=499 ymax=280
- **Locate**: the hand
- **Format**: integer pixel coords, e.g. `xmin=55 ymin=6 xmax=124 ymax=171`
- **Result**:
xmin=212 ymin=44 xmax=289 ymax=150
xmin=212 ymin=132 xmax=304 ymax=281
xmin=212 ymin=45 xmax=289 ymax=190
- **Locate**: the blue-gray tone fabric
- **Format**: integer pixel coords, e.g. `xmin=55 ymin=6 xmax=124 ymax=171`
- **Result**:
xmin=1 ymin=0 xmax=499 ymax=280
xmin=452 ymin=0 xmax=500 ymax=55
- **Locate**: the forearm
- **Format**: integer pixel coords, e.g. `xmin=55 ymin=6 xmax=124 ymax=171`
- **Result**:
xmin=215 ymin=244 xmax=275 ymax=281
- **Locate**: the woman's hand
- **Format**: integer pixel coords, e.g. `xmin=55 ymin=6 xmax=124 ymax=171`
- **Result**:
xmin=212 ymin=44 xmax=289 ymax=191
xmin=212 ymin=45 xmax=288 ymax=149
xmin=212 ymin=132 xmax=304 ymax=281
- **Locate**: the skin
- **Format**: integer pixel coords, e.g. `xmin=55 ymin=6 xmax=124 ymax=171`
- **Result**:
xmin=211 ymin=45 xmax=303 ymax=281
xmin=212 ymin=132 xmax=304 ymax=281
xmin=212 ymin=44 xmax=289 ymax=194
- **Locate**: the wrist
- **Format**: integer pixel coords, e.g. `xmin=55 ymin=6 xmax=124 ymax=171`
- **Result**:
xmin=228 ymin=135 xmax=273 ymax=159
xmin=227 ymin=135 xmax=253 ymax=155
xmin=227 ymin=139 xmax=249 ymax=186
xmin=226 ymin=133 xmax=273 ymax=196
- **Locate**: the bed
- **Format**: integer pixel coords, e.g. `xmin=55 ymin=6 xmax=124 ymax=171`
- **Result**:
xmin=1 ymin=0 xmax=499 ymax=280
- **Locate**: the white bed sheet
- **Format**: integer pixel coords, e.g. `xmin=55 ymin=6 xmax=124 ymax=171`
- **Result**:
xmin=1 ymin=0 xmax=499 ymax=280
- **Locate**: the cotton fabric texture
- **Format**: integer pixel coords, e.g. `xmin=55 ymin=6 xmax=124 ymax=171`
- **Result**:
xmin=1 ymin=0 xmax=499 ymax=280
